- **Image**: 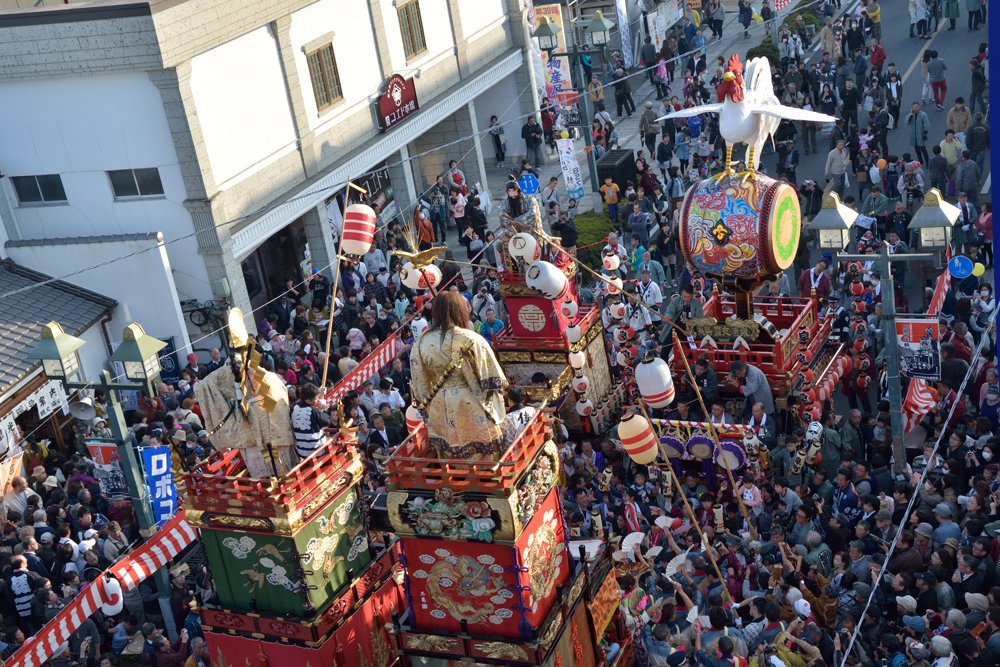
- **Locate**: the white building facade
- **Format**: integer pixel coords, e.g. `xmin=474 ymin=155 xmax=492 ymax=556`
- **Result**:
xmin=0 ymin=0 xmax=541 ymax=360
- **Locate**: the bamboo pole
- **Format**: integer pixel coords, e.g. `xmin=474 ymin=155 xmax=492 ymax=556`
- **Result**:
xmin=320 ymin=254 xmax=344 ymax=392
xmin=671 ymin=332 xmax=758 ymax=541
xmin=636 ymin=403 xmax=732 ymax=603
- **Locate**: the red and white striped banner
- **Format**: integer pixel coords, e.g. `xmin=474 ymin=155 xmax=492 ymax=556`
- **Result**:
xmin=902 ymin=265 xmax=951 ymax=431
xmin=110 ymin=512 xmax=198 ymax=591
xmin=774 ymin=0 xmax=791 ymax=11
xmin=324 ymin=336 xmax=400 ymax=405
xmin=7 ymin=512 xmax=197 ymax=667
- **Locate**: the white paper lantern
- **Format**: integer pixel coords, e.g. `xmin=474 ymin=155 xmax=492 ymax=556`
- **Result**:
xmin=606 ymin=276 xmax=623 ymax=294
xmin=575 ymin=399 xmax=594 ymax=416
xmin=608 ymin=302 xmax=627 ymax=319
xmin=100 ymin=577 xmax=124 ymax=616
xmin=572 ymin=375 xmax=590 ymax=393
xmin=526 ymin=261 xmax=570 ymax=301
xmin=400 ymin=262 xmax=443 ymax=290
xmin=508 ymin=233 xmax=541 ymax=263
xmin=560 ymin=298 xmax=579 ymax=319
xmin=603 ymin=252 xmax=621 ymax=272
xmin=342 ymin=204 xmax=376 ymax=256
xmin=568 ymin=351 xmax=587 ymax=368
xmin=616 ymin=350 xmax=631 ymax=366
xmin=565 ymin=323 xmax=583 ymax=343
xmin=635 ymin=356 xmax=676 ymax=408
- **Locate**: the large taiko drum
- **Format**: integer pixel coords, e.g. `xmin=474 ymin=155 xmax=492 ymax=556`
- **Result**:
xmin=679 ymin=173 xmax=800 ymax=280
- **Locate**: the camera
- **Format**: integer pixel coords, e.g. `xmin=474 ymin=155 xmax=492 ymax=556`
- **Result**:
xmin=764 ymin=645 xmax=779 ymax=655
xmin=812 ymin=494 xmax=821 ymax=503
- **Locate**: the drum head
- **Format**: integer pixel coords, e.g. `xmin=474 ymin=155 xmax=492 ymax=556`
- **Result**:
xmin=766 ymin=182 xmax=800 ymax=272
xmin=715 ymin=439 xmax=747 ymax=470
xmin=660 ymin=435 xmax=685 ymax=458
xmin=686 ymin=434 xmax=715 ymax=460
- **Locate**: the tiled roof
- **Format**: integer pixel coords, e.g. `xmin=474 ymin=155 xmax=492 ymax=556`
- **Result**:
xmin=0 ymin=259 xmax=116 ymax=394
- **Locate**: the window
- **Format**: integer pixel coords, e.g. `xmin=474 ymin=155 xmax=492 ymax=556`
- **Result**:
xmin=11 ymin=174 xmax=67 ymax=204
xmin=306 ymin=45 xmax=343 ymax=111
xmin=397 ymin=0 xmax=426 ymax=59
xmin=108 ymin=168 xmax=164 ymax=199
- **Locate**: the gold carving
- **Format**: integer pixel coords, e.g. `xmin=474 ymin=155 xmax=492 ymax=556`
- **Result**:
xmin=525 ymin=524 xmax=565 ymax=605
xmin=486 ymin=495 xmax=518 ymax=541
xmin=801 ymin=308 xmax=815 ymax=329
xmin=533 ymin=352 xmax=568 ymax=364
xmin=540 ymin=610 xmax=563 ymax=646
xmin=497 ymin=352 xmax=532 ymax=363
xmin=686 ymin=317 xmax=761 ymax=342
xmin=781 ymin=333 xmax=797 ymax=364
xmin=386 ymin=492 xmax=412 ymax=534
xmin=569 ymin=571 xmax=586 ymax=603
xmin=206 ymin=514 xmax=274 ymax=531
xmin=402 ymin=633 xmax=461 ymax=652
xmin=474 ymin=642 xmax=530 ymax=660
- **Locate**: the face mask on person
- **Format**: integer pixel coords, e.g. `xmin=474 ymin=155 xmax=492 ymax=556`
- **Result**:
xmin=984 ymin=451 xmax=994 ymax=461
xmin=982 ymin=291 xmax=990 ymax=299
xmin=872 ymin=279 xmax=880 ymax=286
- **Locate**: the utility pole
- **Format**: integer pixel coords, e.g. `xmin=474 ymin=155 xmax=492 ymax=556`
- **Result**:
xmin=837 ymin=243 xmax=936 ymax=475
xmin=67 ymin=371 xmax=178 ymax=639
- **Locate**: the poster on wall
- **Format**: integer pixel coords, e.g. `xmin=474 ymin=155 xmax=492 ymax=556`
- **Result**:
xmin=896 ymin=318 xmax=941 ymax=381
xmin=556 ymin=139 xmax=586 ymax=202
xmin=658 ymin=0 xmax=685 ymax=35
xmin=87 ymin=442 xmax=131 ymax=501
xmin=534 ymin=4 xmax=573 ymax=106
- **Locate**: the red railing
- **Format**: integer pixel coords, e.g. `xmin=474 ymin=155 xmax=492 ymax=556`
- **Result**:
xmin=381 ymin=410 xmax=553 ymax=495
xmin=494 ymin=303 xmax=601 ymax=351
xmin=183 ymin=434 xmax=359 ymax=517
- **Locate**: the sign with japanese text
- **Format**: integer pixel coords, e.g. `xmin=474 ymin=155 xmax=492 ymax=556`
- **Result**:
xmin=87 ymin=442 xmax=131 ymax=501
xmin=377 ymin=74 xmax=419 ymax=131
xmin=896 ymin=317 xmax=941 ymax=381
xmin=556 ymin=138 xmax=586 ymax=202
xmin=534 ymin=4 xmax=574 ymax=106
xmin=141 ymin=446 xmax=177 ymax=526
xmin=658 ymin=0 xmax=685 ymax=28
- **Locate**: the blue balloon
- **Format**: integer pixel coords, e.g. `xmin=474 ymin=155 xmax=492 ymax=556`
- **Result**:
xmin=948 ymin=255 xmax=974 ymax=279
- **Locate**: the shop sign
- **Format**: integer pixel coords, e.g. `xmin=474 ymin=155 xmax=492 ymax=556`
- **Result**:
xmin=377 ymin=74 xmax=419 ymax=131
xmin=353 ymin=162 xmax=395 ymax=211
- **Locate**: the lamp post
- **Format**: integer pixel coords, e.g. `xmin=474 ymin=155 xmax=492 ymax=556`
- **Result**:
xmin=833 ymin=244 xmax=937 ymax=475
xmin=909 ymin=187 xmax=959 ymax=261
xmin=807 ymin=192 xmax=858 ymax=251
xmin=29 ymin=322 xmax=179 ymax=639
xmin=535 ymin=13 xmax=615 ymax=213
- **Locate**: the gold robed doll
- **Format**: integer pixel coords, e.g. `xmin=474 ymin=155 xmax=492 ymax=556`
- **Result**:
xmin=410 ymin=292 xmax=508 ymax=460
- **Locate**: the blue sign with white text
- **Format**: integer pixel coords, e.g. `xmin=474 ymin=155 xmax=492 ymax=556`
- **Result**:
xmin=518 ymin=173 xmax=539 ymax=195
xmin=141 ymin=446 xmax=177 ymax=527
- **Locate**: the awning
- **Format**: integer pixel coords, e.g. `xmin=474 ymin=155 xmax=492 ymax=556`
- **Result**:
xmin=6 ymin=511 xmax=197 ymax=667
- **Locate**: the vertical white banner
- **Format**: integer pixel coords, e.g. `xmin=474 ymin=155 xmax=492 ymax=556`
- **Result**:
xmin=556 ymin=138 xmax=586 ymax=202
xmin=616 ymin=0 xmax=633 ymax=68
xmin=534 ymin=4 xmax=573 ymax=106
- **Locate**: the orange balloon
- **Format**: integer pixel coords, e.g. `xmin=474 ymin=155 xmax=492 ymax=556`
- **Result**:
xmin=876 ymin=159 xmax=887 ymax=169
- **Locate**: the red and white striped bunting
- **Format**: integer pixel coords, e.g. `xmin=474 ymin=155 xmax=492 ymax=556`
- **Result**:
xmin=110 ymin=512 xmax=198 ymax=592
xmin=324 ymin=336 xmax=399 ymax=404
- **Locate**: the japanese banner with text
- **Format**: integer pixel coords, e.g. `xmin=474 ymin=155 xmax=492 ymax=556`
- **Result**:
xmin=140 ymin=446 xmax=177 ymax=526
xmin=534 ymin=4 xmax=572 ymax=105
xmin=556 ymin=139 xmax=586 ymax=202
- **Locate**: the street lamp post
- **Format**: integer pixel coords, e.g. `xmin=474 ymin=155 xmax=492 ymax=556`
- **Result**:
xmin=29 ymin=322 xmax=178 ymax=639
xmin=535 ymin=13 xmax=615 ymax=213
xmin=834 ymin=245 xmax=937 ymax=475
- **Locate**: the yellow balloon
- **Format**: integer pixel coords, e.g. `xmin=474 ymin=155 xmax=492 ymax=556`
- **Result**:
xmin=560 ymin=130 xmax=570 ymax=139
xmin=973 ymin=263 xmax=986 ymax=277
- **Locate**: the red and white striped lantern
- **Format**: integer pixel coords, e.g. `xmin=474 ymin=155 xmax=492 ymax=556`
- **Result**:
xmin=635 ymin=356 xmax=676 ymax=408
xmin=342 ymin=204 xmax=376 ymax=256
xmin=619 ymin=412 xmax=658 ymax=465
xmin=526 ymin=261 xmax=570 ymax=301
xmin=840 ymin=356 xmax=853 ymax=375
xmin=817 ymin=384 xmax=829 ymax=401
xmin=571 ymin=375 xmax=590 ymax=393
xmin=405 ymin=405 xmax=423 ymax=434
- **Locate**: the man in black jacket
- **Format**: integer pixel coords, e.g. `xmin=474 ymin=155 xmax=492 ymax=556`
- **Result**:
xmin=550 ymin=215 xmax=578 ymax=253
xmin=521 ymin=116 xmax=543 ymax=169
xmin=777 ymin=140 xmax=799 ymax=179
xmin=368 ymin=414 xmax=401 ymax=451
xmin=466 ymin=197 xmax=488 ymax=242
xmin=839 ymin=78 xmax=862 ymax=130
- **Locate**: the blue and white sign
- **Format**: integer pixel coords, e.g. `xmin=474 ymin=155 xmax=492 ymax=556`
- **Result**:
xmin=141 ymin=446 xmax=176 ymax=527
xmin=556 ymin=138 xmax=586 ymax=202
xmin=948 ymin=255 xmax=973 ymax=279
xmin=518 ymin=173 xmax=539 ymax=195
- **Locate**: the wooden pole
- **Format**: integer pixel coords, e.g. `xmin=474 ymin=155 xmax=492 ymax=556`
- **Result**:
xmin=671 ymin=332 xmax=758 ymax=541
xmin=637 ymin=400 xmax=733 ymax=604
xmin=320 ymin=252 xmax=345 ymax=391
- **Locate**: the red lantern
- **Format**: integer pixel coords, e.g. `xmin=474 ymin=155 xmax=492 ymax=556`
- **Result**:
xmin=851 ymin=281 xmax=864 ymax=296
xmin=840 ymin=356 xmax=853 ymax=374
xmin=805 ymin=389 xmax=817 ymax=403
xmin=804 ymin=404 xmax=821 ymax=421
xmin=342 ymin=204 xmax=376 ymax=256
xmin=817 ymin=385 xmax=829 ymax=401
xmin=854 ymin=339 xmax=867 ymax=353
xmin=618 ymin=412 xmax=658 ymax=465
xmin=804 ymin=369 xmax=815 ymax=383
xmin=857 ymin=375 xmax=870 ymax=390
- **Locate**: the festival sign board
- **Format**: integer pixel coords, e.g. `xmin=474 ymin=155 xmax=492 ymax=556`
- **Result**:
xmin=896 ymin=317 xmax=941 ymax=382
xmin=377 ymin=74 xmax=419 ymax=131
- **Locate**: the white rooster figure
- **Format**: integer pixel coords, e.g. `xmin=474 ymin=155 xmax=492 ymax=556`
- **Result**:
xmin=659 ymin=54 xmax=837 ymax=181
